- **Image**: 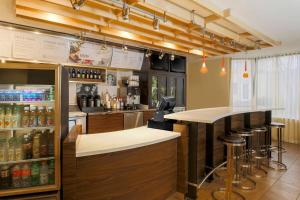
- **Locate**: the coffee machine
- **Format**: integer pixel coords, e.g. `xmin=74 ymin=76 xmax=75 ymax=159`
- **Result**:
xmin=123 ymin=75 xmax=140 ymax=109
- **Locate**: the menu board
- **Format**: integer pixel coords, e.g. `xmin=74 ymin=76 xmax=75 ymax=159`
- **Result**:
xmin=0 ymin=28 xmax=13 ymax=58
xmin=68 ymin=41 xmax=112 ymax=66
xmin=12 ymin=31 xmax=40 ymax=60
xmin=110 ymin=48 xmax=144 ymax=70
xmin=39 ymin=35 xmax=69 ymax=62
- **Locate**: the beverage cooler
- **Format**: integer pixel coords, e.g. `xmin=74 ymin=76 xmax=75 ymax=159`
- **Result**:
xmin=0 ymin=63 xmax=63 ymax=198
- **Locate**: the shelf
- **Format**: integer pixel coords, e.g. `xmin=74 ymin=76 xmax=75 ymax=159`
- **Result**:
xmin=0 ymin=100 xmax=55 ymax=105
xmin=0 ymin=157 xmax=55 ymax=165
xmin=69 ymin=78 xmax=105 ymax=84
xmin=0 ymin=126 xmax=55 ymax=131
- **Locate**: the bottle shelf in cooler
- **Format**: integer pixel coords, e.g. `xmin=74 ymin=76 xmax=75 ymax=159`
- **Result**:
xmin=0 ymin=157 xmax=54 ymax=165
xmin=0 ymin=100 xmax=55 ymax=105
xmin=0 ymin=126 xmax=55 ymax=132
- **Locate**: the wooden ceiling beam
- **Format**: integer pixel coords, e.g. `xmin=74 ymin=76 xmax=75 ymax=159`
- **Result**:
xmin=204 ymin=8 xmax=230 ymax=24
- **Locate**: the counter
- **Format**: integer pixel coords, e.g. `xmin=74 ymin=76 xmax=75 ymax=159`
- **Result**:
xmin=76 ymin=126 xmax=180 ymax=157
xmin=62 ymin=126 xmax=180 ymax=200
xmin=87 ymin=108 xmax=156 ymax=115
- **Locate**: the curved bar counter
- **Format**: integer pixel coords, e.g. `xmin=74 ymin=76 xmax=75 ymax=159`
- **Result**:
xmin=62 ymin=126 xmax=180 ymax=200
xmin=164 ymin=106 xmax=275 ymax=200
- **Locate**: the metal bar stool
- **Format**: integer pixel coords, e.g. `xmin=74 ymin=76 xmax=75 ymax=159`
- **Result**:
xmin=252 ymin=127 xmax=268 ymax=178
xmin=269 ymin=122 xmax=287 ymax=171
xmin=212 ymin=135 xmax=246 ymax=200
xmin=230 ymin=128 xmax=256 ymax=190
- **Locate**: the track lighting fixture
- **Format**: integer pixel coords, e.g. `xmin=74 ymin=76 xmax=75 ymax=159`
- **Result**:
xmin=163 ymin=11 xmax=167 ymax=23
xmin=153 ymin=13 xmax=160 ymax=31
xmin=122 ymin=2 xmax=130 ymax=21
xmin=170 ymin=53 xmax=175 ymax=61
xmin=145 ymin=49 xmax=152 ymax=58
xmin=158 ymin=50 xmax=164 ymax=60
xmin=70 ymin=0 xmax=86 ymax=10
xmin=122 ymin=42 xmax=128 ymax=53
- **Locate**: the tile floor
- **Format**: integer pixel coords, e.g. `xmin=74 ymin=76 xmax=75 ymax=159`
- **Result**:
xmin=168 ymin=142 xmax=300 ymax=200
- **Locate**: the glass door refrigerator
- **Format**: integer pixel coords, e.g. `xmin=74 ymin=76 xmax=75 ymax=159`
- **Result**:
xmin=0 ymin=62 xmax=62 ymax=198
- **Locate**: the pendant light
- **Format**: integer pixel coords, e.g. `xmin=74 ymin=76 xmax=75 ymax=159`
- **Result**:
xmin=200 ymin=50 xmax=208 ymax=74
xmin=243 ymin=60 xmax=249 ymax=78
xmin=220 ymin=56 xmax=226 ymax=76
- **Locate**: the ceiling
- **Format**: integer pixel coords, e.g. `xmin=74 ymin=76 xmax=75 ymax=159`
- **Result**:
xmin=205 ymin=0 xmax=300 ymax=57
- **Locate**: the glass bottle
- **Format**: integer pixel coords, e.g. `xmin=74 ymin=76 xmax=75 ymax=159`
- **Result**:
xmin=12 ymin=106 xmax=21 ymax=128
xmin=71 ymin=68 xmax=76 ymax=78
xmin=22 ymin=134 xmax=33 ymax=159
xmin=11 ymin=164 xmax=22 ymax=188
xmin=77 ymin=69 xmax=81 ymax=78
xmin=21 ymin=106 xmax=30 ymax=128
xmin=40 ymin=130 xmax=49 ymax=158
xmin=46 ymin=107 xmax=54 ymax=127
xmin=31 ymin=161 xmax=40 ymax=186
xmin=48 ymin=159 xmax=55 ymax=184
xmin=29 ymin=106 xmax=38 ymax=127
xmin=40 ymin=161 xmax=49 ymax=185
xmin=48 ymin=130 xmax=54 ymax=156
xmin=8 ymin=136 xmax=16 ymax=161
xmin=32 ymin=131 xmax=41 ymax=159
xmin=21 ymin=162 xmax=31 ymax=187
xmin=15 ymin=136 xmax=23 ymax=161
xmin=37 ymin=106 xmax=46 ymax=127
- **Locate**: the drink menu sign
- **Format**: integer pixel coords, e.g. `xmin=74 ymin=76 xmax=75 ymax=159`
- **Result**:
xmin=110 ymin=48 xmax=144 ymax=70
xmin=0 ymin=28 xmax=13 ymax=58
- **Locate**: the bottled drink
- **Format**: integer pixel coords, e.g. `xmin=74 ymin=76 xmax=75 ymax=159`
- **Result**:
xmin=98 ymin=71 xmax=102 ymax=80
xmin=21 ymin=106 xmax=30 ymax=128
xmin=46 ymin=107 xmax=54 ymax=126
xmin=37 ymin=106 xmax=46 ymax=127
xmin=86 ymin=70 xmax=90 ymax=79
xmin=12 ymin=106 xmax=21 ymax=128
xmin=49 ymin=86 xmax=54 ymax=101
xmin=77 ymin=69 xmax=81 ymax=78
xmin=32 ymin=131 xmax=41 ymax=159
xmin=8 ymin=137 xmax=15 ymax=161
xmin=71 ymin=68 xmax=76 ymax=78
xmin=90 ymin=70 xmax=93 ymax=79
xmin=0 ymin=165 xmax=10 ymax=189
xmin=0 ymin=139 xmax=7 ymax=162
xmin=48 ymin=159 xmax=55 ymax=184
xmin=48 ymin=131 xmax=54 ymax=157
xmin=40 ymin=161 xmax=49 ymax=185
xmin=0 ymin=106 xmax=5 ymax=128
xmin=68 ymin=68 xmax=72 ymax=78
xmin=31 ymin=161 xmax=40 ymax=186
xmin=40 ymin=130 xmax=49 ymax=157
xmin=29 ymin=106 xmax=38 ymax=127
xmin=15 ymin=136 xmax=23 ymax=161
xmin=22 ymin=134 xmax=33 ymax=159
xmin=81 ymin=69 xmax=86 ymax=79
xmin=11 ymin=164 xmax=22 ymax=188
xmin=21 ymin=162 xmax=31 ymax=187
xmin=93 ymin=70 xmax=97 ymax=79
xmin=4 ymin=106 xmax=12 ymax=128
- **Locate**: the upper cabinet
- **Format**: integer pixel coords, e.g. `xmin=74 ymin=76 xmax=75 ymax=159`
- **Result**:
xmin=150 ymin=52 xmax=170 ymax=71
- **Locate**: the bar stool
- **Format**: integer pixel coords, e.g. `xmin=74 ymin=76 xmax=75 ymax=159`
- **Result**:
xmin=269 ymin=122 xmax=287 ymax=171
xmin=212 ymin=135 xmax=246 ymax=200
xmin=252 ymin=127 xmax=268 ymax=178
xmin=230 ymin=128 xmax=256 ymax=190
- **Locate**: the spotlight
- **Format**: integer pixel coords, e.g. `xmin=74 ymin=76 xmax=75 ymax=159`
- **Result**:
xmin=170 ymin=53 xmax=175 ymax=61
xmin=122 ymin=44 xmax=128 ymax=53
xmin=122 ymin=2 xmax=130 ymax=21
xmin=101 ymin=43 xmax=107 ymax=50
xmin=145 ymin=49 xmax=152 ymax=58
xmin=70 ymin=0 xmax=86 ymax=10
xmin=158 ymin=50 xmax=164 ymax=60
xmin=153 ymin=14 xmax=160 ymax=31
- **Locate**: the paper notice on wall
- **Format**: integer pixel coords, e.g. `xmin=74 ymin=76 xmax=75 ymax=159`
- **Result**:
xmin=111 ymin=48 xmax=144 ymax=70
xmin=68 ymin=41 xmax=112 ymax=66
xmin=0 ymin=28 xmax=13 ymax=58
xmin=39 ymin=35 xmax=69 ymax=62
xmin=12 ymin=31 xmax=40 ymax=60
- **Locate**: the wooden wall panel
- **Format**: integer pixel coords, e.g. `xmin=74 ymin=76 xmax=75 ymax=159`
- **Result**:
xmin=87 ymin=113 xmax=124 ymax=133
xmin=76 ymin=140 xmax=177 ymax=200
xmin=250 ymin=112 xmax=266 ymax=127
xmin=197 ymin=123 xmax=206 ymax=181
xmin=231 ymin=114 xmax=244 ymax=130
xmin=213 ymin=118 xmax=225 ymax=166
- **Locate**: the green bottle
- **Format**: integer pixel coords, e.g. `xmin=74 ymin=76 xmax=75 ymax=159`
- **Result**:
xmin=48 ymin=159 xmax=55 ymax=184
xmin=31 ymin=161 xmax=40 ymax=186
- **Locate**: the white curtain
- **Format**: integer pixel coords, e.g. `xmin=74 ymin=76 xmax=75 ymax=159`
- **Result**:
xmin=231 ymin=55 xmax=300 ymax=144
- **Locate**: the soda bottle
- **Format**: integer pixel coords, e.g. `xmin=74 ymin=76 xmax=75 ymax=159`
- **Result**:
xmin=22 ymin=134 xmax=33 ymax=159
xmin=37 ymin=106 xmax=46 ymax=127
xmin=0 ymin=165 xmax=10 ymax=189
xmin=8 ymin=137 xmax=15 ymax=161
xmin=40 ymin=161 xmax=48 ymax=185
xmin=0 ymin=106 xmax=4 ymax=128
xmin=29 ymin=106 xmax=38 ymax=127
xmin=0 ymin=139 xmax=7 ymax=162
xmin=40 ymin=130 xmax=49 ymax=157
xmin=32 ymin=131 xmax=41 ymax=159
xmin=4 ymin=106 xmax=12 ymax=128
xmin=12 ymin=106 xmax=21 ymax=128
xmin=15 ymin=136 xmax=23 ymax=161
xmin=48 ymin=159 xmax=55 ymax=184
xmin=11 ymin=164 xmax=22 ymax=188
xmin=21 ymin=162 xmax=31 ymax=187
xmin=21 ymin=106 xmax=30 ymax=128
xmin=31 ymin=161 xmax=40 ymax=186
xmin=46 ymin=107 xmax=54 ymax=127
xmin=48 ymin=131 xmax=54 ymax=156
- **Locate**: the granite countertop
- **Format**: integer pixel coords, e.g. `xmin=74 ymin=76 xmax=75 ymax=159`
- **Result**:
xmin=76 ymin=126 xmax=180 ymax=157
xmin=164 ymin=106 xmax=282 ymax=124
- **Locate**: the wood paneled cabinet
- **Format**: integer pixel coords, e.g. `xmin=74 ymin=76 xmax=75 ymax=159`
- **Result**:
xmin=87 ymin=113 xmax=124 ymax=134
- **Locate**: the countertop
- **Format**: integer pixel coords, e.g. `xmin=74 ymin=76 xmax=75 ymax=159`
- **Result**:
xmin=164 ymin=106 xmax=281 ymax=124
xmin=76 ymin=126 xmax=180 ymax=157
xmin=87 ymin=108 xmax=156 ymax=115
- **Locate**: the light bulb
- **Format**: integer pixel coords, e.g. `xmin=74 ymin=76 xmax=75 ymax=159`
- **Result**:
xmin=220 ymin=67 xmax=226 ymax=76
xmin=200 ymin=62 xmax=208 ymax=74
xmin=243 ymin=71 xmax=249 ymax=78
